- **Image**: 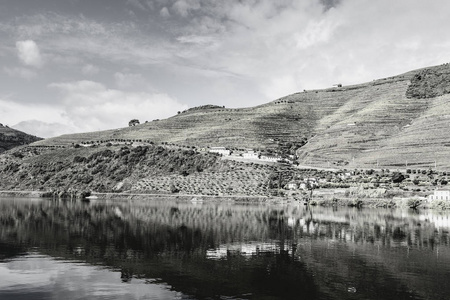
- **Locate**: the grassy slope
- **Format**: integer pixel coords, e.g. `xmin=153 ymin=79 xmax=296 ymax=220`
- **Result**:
xmin=33 ymin=63 xmax=450 ymax=169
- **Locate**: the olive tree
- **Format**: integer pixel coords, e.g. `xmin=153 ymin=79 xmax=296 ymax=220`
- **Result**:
xmin=128 ymin=119 xmax=140 ymax=126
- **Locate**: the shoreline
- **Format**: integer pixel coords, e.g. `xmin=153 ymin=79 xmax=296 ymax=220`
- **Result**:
xmin=0 ymin=189 xmax=441 ymax=209
xmin=0 ymin=190 xmax=47 ymax=198
xmin=0 ymin=190 xmax=274 ymax=203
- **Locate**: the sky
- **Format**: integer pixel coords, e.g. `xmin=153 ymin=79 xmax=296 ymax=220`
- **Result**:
xmin=0 ymin=0 xmax=449 ymax=138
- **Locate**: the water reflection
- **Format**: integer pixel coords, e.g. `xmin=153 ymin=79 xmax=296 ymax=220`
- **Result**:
xmin=1 ymin=197 xmax=450 ymax=299
xmin=0 ymin=253 xmax=184 ymax=300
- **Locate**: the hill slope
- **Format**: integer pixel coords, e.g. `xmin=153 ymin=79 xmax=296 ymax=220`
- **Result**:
xmin=34 ymin=63 xmax=450 ymax=169
xmin=0 ymin=124 xmax=42 ymax=153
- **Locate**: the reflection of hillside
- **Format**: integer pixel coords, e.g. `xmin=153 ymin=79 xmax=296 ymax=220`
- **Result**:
xmin=0 ymin=199 xmax=321 ymax=299
xmin=287 ymin=208 xmax=450 ymax=300
xmin=1 ymin=199 xmax=449 ymax=254
xmin=289 ymin=207 xmax=450 ymax=249
xmin=418 ymin=212 xmax=450 ymax=230
xmin=206 ymin=241 xmax=293 ymax=260
xmin=1 ymin=198 xmax=450 ymax=299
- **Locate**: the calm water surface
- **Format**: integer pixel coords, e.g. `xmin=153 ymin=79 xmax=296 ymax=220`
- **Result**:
xmin=1 ymin=197 xmax=450 ymax=300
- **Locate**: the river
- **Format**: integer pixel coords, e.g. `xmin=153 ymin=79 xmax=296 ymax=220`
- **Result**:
xmin=0 ymin=196 xmax=449 ymax=300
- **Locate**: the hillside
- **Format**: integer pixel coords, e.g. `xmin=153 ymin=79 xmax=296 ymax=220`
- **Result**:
xmin=1 ymin=141 xmax=445 ymax=202
xmin=0 ymin=124 xmax=42 ymax=153
xmin=0 ymin=143 xmax=320 ymax=197
xmin=32 ymin=63 xmax=450 ymax=169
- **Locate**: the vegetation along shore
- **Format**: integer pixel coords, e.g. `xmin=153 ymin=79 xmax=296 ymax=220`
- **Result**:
xmin=0 ymin=140 xmax=448 ymax=209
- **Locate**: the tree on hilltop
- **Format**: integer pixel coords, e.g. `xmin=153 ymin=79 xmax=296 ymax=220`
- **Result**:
xmin=128 ymin=119 xmax=140 ymax=127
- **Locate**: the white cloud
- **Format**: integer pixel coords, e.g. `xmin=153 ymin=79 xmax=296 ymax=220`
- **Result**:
xmin=168 ymin=0 xmax=450 ymax=98
xmin=160 ymin=7 xmax=170 ymax=18
xmin=48 ymin=80 xmax=188 ymax=132
xmin=176 ymin=34 xmax=216 ymax=45
xmin=114 ymin=72 xmax=150 ymax=90
xmin=2 ymin=0 xmax=450 ymax=130
xmin=126 ymin=0 xmax=148 ymax=11
xmin=171 ymin=0 xmax=201 ymax=17
xmin=295 ymin=17 xmax=342 ymax=49
xmin=5 ymin=14 xmax=172 ymax=69
xmin=3 ymin=67 xmax=37 ymax=80
xmin=15 ymin=40 xmax=43 ymax=67
xmin=81 ymin=64 xmax=100 ymax=75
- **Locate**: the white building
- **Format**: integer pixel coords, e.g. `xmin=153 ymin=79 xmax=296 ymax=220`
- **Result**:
xmin=260 ymin=155 xmax=281 ymax=162
xmin=299 ymin=178 xmax=318 ymax=190
xmin=286 ymin=182 xmax=298 ymax=190
xmin=428 ymin=189 xmax=450 ymax=201
xmin=243 ymin=150 xmax=259 ymax=159
xmin=209 ymin=147 xmax=231 ymax=156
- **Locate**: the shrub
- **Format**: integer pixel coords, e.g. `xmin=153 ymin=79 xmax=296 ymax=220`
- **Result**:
xmin=169 ymin=184 xmax=180 ymax=193
xmin=406 ymin=198 xmax=422 ymax=209
xmin=348 ymin=199 xmax=363 ymax=207
xmin=392 ymin=172 xmax=405 ymax=183
xmin=73 ymin=156 xmax=86 ymax=163
xmin=12 ymin=152 xmax=24 ymax=159
xmin=366 ymin=169 xmax=374 ymax=175
xmin=431 ymin=200 xmax=450 ymax=210
xmin=78 ymin=174 xmax=93 ymax=184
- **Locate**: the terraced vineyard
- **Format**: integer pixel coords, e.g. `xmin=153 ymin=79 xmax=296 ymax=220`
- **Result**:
xmin=132 ymin=166 xmax=272 ymax=196
xmin=34 ymin=63 xmax=450 ymax=168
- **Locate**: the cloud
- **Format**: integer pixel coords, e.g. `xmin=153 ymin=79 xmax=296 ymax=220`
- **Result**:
xmin=295 ymin=16 xmax=342 ymax=49
xmin=2 ymin=0 xmax=450 ymax=131
xmin=15 ymin=40 xmax=43 ymax=67
xmin=5 ymin=13 xmax=172 ymax=68
xmin=48 ymin=80 xmax=188 ymax=132
xmin=114 ymin=72 xmax=151 ymax=90
xmin=3 ymin=67 xmax=37 ymax=80
xmin=320 ymin=0 xmax=341 ymax=11
xmin=176 ymin=34 xmax=216 ymax=45
xmin=160 ymin=7 xmax=170 ymax=18
xmin=167 ymin=0 xmax=450 ymax=99
xmin=171 ymin=0 xmax=201 ymax=17
xmin=81 ymin=64 xmax=100 ymax=75
xmin=126 ymin=0 xmax=148 ymax=11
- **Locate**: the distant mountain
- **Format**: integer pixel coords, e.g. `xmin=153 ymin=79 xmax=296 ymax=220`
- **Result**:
xmin=0 ymin=124 xmax=42 ymax=153
xmin=33 ymin=63 xmax=450 ymax=169
xmin=12 ymin=120 xmax=74 ymax=139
